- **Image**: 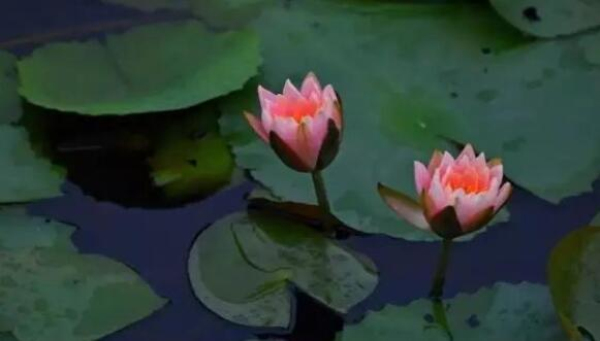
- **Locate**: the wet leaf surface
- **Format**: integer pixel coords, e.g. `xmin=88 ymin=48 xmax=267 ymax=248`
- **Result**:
xmin=0 ymin=51 xmax=21 ymax=125
xmin=101 ymin=0 xmax=188 ymax=12
xmin=219 ymin=2 xmax=521 ymax=240
xmin=548 ymin=223 xmax=600 ymax=340
xmin=219 ymin=1 xmax=600 ymax=244
xmin=0 ymin=126 xmax=64 ymax=203
xmin=188 ymin=211 xmax=378 ymax=328
xmin=340 ymin=282 xmax=564 ymax=341
xmin=101 ymin=0 xmax=273 ymax=29
xmin=489 ymin=0 xmax=600 ymax=38
xmin=0 ymin=208 xmax=166 ymax=341
xmin=18 ymin=20 xmax=261 ymax=115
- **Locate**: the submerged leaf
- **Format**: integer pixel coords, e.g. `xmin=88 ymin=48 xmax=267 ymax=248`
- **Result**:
xmin=188 ymin=211 xmax=378 ymax=328
xmin=148 ymin=109 xmax=237 ymax=199
xmin=0 ymin=208 xmax=166 ymax=341
xmin=18 ymin=20 xmax=261 ymax=115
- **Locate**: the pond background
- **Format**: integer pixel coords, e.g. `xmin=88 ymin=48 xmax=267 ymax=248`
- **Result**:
xmin=1 ymin=0 xmax=600 ymax=341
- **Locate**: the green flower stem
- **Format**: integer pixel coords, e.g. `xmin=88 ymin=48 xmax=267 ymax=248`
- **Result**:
xmin=429 ymin=238 xmax=453 ymax=299
xmin=431 ymin=298 xmax=454 ymax=340
xmin=311 ymin=170 xmax=334 ymax=236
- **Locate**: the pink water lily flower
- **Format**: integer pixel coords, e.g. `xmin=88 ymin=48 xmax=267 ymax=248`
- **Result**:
xmin=378 ymin=144 xmax=512 ymax=239
xmin=244 ymin=72 xmax=343 ymax=172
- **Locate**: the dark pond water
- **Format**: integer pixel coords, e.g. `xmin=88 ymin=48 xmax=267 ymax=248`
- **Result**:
xmin=3 ymin=1 xmax=600 ymax=341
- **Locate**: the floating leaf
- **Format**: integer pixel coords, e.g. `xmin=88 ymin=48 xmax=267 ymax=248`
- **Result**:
xmin=101 ymin=0 xmax=272 ymax=29
xmin=548 ymin=224 xmax=600 ymax=340
xmin=489 ymin=0 xmax=600 ymax=38
xmin=590 ymin=212 xmax=600 ymax=226
xmin=0 ymin=51 xmax=21 ymax=125
xmin=0 ymin=125 xmax=64 ymax=203
xmin=0 ymin=333 xmax=17 ymax=341
xmin=148 ymin=108 xmax=238 ymax=199
xmin=579 ymin=30 xmax=600 ymax=68
xmin=220 ymin=1 xmax=600 ymax=243
xmin=188 ymin=211 xmax=378 ymax=328
xmin=219 ymin=2 xmax=521 ymax=240
xmin=448 ymin=30 xmax=600 ymax=203
xmin=18 ymin=20 xmax=261 ymax=115
xmin=0 ymin=208 xmax=166 ymax=341
xmin=190 ymin=0 xmax=275 ymax=29
xmin=101 ymin=0 xmax=188 ymax=12
xmin=340 ymin=282 xmax=563 ymax=341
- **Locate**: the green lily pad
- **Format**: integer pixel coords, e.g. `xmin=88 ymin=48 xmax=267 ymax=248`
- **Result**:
xmin=590 ymin=212 xmax=600 ymax=226
xmin=220 ymin=1 xmax=600 ymax=243
xmin=188 ymin=211 xmax=378 ymax=328
xmin=340 ymin=282 xmax=564 ymax=341
xmin=580 ymin=32 xmax=600 ymax=66
xmin=489 ymin=0 xmax=600 ymax=38
xmin=548 ymin=225 xmax=600 ymax=340
xmin=449 ymin=31 xmax=600 ymax=203
xmin=190 ymin=0 xmax=275 ymax=29
xmin=101 ymin=0 xmax=188 ymax=12
xmin=0 ymin=332 xmax=17 ymax=341
xmin=148 ymin=108 xmax=238 ymax=199
xmin=18 ymin=20 xmax=261 ymax=115
xmin=219 ymin=2 xmax=522 ymax=240
xmin=0 ymin=125 xmax=64 ymax=203
xmin=101 ymin=0 xmax=272 ymax=29
xmin=0 ymin=51 xmax=21 ymax=125
xmin=0 ymin=208 xmax=166 ymax=341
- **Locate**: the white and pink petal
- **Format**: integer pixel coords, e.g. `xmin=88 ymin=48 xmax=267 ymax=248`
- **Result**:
xmin=301 ymin=72 xmax=322 ymax=98
xmin=414 ymin=161 xmax=431 ymax=194
xmin=494 ymin=182 xmax=512 ymax=211
xmin=243 ymin=111 xmax=268 ymax=142
xmin=378 ymin=184 xmax=430 ymax=230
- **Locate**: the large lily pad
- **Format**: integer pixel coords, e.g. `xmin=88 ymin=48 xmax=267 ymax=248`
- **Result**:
xmin=18 ymin=20 xmax=261 ymax=115
xmin=0 ymin=50 xmax=64 ymax=204
xmin=220 ymin=0 xmax=600 ymax=243
xmin=188 ymin=211 xmax=378 ymax=329
xmin=340 ymin=282 xmax=563 ymax=341
xmin=590 ymin=212 xmax=600 ymax=226
xmin=219 ymin=2 xmax=524 ymax=240
xmin=0 ymin=208 xmax=166 ymax=341
xmin=0 ymin=333 xmax=17 ymax=341
xmin=548 ymin=224 xmax=600 ymax=340
xmin=101 ymin=0 xmax=188 ymax=12
xmin=490 ymin=0 xmax=600 ymax=38
xmin=190 ymin=0 xmax=274 ymax=29
xmin=101 ymin=0 xmax=271 ymax=29
xmin=447 ymin=30 xmax=600 ymax=203
xmin=0 ymin=125 xmax=64 ymax=203
xmin=0 ymin=51 xmax=21 ymax=125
